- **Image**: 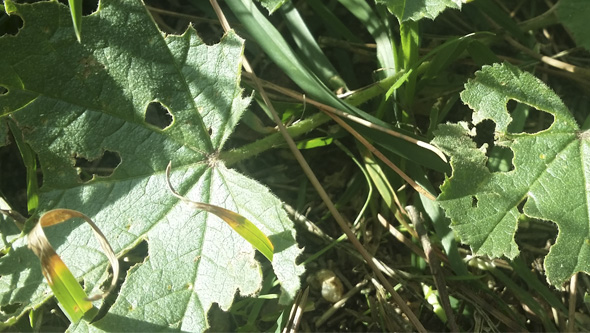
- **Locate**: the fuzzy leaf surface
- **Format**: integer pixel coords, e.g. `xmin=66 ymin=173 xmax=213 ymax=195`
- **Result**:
xmin=377 ymin=0 xmax=462 ymax=22
xmin=0 ymin=0 xmax=302 ymax=330
xmin=433 ymin=63 xmax=590 ymax=286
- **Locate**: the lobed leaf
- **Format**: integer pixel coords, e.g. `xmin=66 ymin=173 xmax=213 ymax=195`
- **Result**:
xmin=433 ymin=63 xmax=590 ymax=286
xmin=0 ymin=0 xmax=302 ymax=330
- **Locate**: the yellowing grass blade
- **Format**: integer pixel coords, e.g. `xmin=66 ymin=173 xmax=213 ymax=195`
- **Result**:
xmin=27 ymin=209 xmax=119 ymax=322
xmin=28 ymin=220 xmax=92 ymax=322
xmin=166 ymin=162 xmax=274 ymax=261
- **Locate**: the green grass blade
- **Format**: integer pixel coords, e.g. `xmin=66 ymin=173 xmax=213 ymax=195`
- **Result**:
xmin=7 ymin=119 xmax=38 ymax=214
xmin=488 ymin=265 xmax=557 ymax=331
xmin=225 ymin=0 xmax=451 ymax=172
xmin=399 ymin=20 xmax=420 ymax=106
xmin=385 ymin=32 xmax=494 ymax=99
xmin=280 ymin=1 xmax=347 ymax=91
xmin=338 ymin=0 xmax=398 ymax=78
xmin=68 ymin=0 xmax=82 ymax=42
xmin=223 ymin=0 xmax=388 ymax=124
xmin=48 ymin=254 xmax=96 ymax=322
xmin=302 ymin=0 xmax=361 ymax=43
xmin=511 ymin=256 xmax=568 ymax=314
xmin=296 ymin=136 xmax=333 ymax=149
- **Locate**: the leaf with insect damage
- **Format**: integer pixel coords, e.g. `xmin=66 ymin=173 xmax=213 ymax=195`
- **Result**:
xmin=433 ymin=63 xmax=590 ymax=287
xmin=0 ymin=0 xmax=302 ymax=330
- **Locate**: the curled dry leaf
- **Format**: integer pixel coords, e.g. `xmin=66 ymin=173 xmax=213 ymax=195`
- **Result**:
xmin=27 ymin=209 xmax=119 ymax=322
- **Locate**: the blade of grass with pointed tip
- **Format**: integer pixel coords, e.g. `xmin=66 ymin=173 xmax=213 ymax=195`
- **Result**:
xmin=166 ymin=163 xmax=274 ymax=261
xmin=68 ymin=0 xmax=82 ymax=42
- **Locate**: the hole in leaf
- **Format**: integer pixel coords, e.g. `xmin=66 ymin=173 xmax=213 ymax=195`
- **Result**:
xmin=517 ymin=199 xmax=525 ymax=214
xmin=82 ymin=0 xmax=99 ymax=15
xmin=74 ymin=150 xmax=121 ymax=183
xmin=0 ymin=302 xmax=22 ymax=315
xmin=486 ymin=145 xmax=514 ymax=173
xmin=35 ymin=155 xmax=44 ymax=189
xmin=506 ymin=99 xmax=517 ymax=113
xmin=57 ymin=0 xmax=99 ymax=16
xmin=145 ymin=101 xmax=173 ymax=130
xmin=471 ymin=196 xmax=478 ymax=208
xmin=208 ymin=127 xmax=213 ymax=136
xmin=0 ymin=13 xmax=23 ymax=37
xmin=208 ymin=303 xmax=234 ymax=332
xmin=507 ymin=99 xmax=554 ymax=134
xmin=515 ymin=215 xmax=557 ymax=253
xmin=93 ymin=240 xmax=148 ymax=322
xmin=0 ymin=137 xmax=36 ymax=214
xmin=0 ymin=86 xmax=7 ymax=95
xmin=523 ymin=107 xmax=554 ymax=134
xmin=473 ymin=119 xmax=496 ymax=149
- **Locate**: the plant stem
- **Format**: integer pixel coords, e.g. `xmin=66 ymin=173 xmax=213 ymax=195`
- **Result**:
xmin=220 ymin=111 xmax=330 ymax=167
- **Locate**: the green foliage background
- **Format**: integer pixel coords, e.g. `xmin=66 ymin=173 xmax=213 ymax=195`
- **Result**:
xmin=1 ymin=0 xmax=590 ymax=331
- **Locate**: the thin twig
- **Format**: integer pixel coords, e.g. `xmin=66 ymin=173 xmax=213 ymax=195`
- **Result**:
xmin=505 ymin=36 xmax=590 ymax=77
xmin=260 ymin=80 xmax=438 ymax=200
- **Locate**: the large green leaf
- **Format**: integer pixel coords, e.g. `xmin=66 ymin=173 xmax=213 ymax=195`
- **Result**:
xmin=433 ymin=63 xmax=590 ymax=287
xmin=556 ymin=0 xmax=590 ymax=51
xmin=0 ymin=0 xmax=302 ymax=330
xmin=376 ymin=0 xmax=462 ymax=22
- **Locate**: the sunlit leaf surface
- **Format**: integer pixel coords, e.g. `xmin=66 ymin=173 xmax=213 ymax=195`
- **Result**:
xmin=0 ymin=0 xmax=302 ymax=330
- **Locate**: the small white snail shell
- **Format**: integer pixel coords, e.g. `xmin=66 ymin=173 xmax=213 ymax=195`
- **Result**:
xmin=315 ymin=269 xmax=344 ymax=303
